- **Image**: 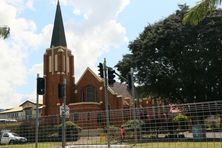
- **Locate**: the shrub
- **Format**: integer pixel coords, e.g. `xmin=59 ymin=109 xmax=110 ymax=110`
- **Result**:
xmin=0 ymin=122 xmax=21 ymax=133
xmin=38 ymin=124 xmax=59 ymax=142
xmin=58 ymin=121 xmax=81 ymax=141
xmin=16 ymin=121 xmax=35 ymax=142
xmin=121 ymin=120 xmax=145 ymax=140
xmin=173 ymin=113 xmax=188 ymax=122
xmin=122 ymin=119 xmax=145 ymax=131
xmin=107 ymin=125 xmax=119 ymax=142
xmin=173 ymin=113 xmax=189 ymax=130
xmin=16 ymin=121 xmax=58 ymax=142
xmin=204 ymin=115 xmax=221 ymax=130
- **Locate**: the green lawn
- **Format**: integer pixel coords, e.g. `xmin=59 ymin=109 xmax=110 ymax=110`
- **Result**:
xmin=0 ymin=142 xmax=61 ymax=148
xmin=0 ymin=142 xmax=222 ymax=148
xmin=131 ymin=142 xmax=222 ymax=148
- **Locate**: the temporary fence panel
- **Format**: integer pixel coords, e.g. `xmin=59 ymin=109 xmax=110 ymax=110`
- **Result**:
xmin=0 ymin=100 xmax=222 ymax=147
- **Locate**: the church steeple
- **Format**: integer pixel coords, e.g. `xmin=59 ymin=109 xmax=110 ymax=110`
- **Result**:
xmin=50 ymin=0 xmax=67 ymax=48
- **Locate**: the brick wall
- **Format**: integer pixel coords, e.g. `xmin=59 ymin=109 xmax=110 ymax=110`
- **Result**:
xmin=43 ymin=46 xmax=75 ymax=116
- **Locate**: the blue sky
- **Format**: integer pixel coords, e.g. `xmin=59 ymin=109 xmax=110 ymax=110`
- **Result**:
xmin=0 ymin=0 xmax=198 ymax=108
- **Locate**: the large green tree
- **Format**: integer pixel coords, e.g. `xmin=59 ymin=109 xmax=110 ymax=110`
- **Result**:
xmin=116 ymin=6 xmax=222 ymax=103
xmin=183 ymin=0 xmax=222 ymax=25
xmin=0 ymin=26 xmax=10 ymax=39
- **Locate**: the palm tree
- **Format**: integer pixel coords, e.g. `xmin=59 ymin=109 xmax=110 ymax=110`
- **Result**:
xmin=0 ymin=26 xmax=10 ymax=39
xmin=183 ymin=0 xmax=222 ymax=25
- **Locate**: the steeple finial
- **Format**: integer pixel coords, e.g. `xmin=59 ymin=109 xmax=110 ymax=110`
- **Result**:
xmin=50 ymin=0 xmax=67 ymax=48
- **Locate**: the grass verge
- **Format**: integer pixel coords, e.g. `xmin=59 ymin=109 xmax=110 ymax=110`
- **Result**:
xmin=130 ymin=142 xmax=222 ymax=148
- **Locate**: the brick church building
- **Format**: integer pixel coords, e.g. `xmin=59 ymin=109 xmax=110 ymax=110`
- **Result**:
xmin=42 ymin=0 xmax=132 ymax=124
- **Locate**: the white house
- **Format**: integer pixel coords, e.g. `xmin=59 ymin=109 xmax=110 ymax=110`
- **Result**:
xmin=0 ymin=100 xmax=43 ymax=121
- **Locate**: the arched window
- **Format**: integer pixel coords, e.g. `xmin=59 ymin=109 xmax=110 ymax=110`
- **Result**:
xmin=82 ymin=85 xmax=97 ymax=102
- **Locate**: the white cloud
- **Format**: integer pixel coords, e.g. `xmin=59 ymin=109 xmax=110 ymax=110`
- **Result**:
xmin=25 ymin=0 xmax=34 ymax=10
xmin=61 ymin=0 xmax=129 ymax=79
xmin=61 ymin=0 xmax=130 ymax=23
xmin=0 ymin=0 xmax=43 ymax=108
xmin=73 ymin=8 xmax=81 ymax=16
xmin=30 ymin=63 xmax=43 ymax=77
xmin=0 ymin=0 xmax=129 ymax=108
xmin=0 ymin=1 xmax=17 ymax=25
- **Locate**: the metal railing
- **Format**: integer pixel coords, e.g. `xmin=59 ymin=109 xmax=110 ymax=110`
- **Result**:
xmin=0 ymin=100 xmax=222 ymax=147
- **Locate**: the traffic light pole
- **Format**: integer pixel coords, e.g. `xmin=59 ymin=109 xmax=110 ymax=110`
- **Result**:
xmin=104 ymin=58 xmax=110 ymax=148
xmin=113 ymin=71 xmax=127 ymax=82
xmin=35 ymin=74 xmax=39 ymax=148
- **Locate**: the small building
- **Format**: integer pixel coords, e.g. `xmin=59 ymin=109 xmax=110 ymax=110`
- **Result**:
xmin=0 ymin=100 xmax=43 ymax=121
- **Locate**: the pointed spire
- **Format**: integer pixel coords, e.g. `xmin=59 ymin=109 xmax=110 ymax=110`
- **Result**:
xmin=50 ymin=0 xmax=67 ymax=48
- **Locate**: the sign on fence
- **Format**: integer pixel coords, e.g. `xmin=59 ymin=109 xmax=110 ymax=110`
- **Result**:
xmin=60 ymin=105 xmax=70 ymax=118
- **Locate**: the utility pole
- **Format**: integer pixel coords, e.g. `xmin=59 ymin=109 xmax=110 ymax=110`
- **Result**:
xmin=104 ymin=58 xmax=110 ymax=148
xmin=130 ymin=68 xmax=137 ymax=142
xmin=62 ymin=79 xmax=66 ymax=148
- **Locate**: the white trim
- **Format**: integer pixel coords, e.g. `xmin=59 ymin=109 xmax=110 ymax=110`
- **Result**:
xmin=67 ymin=56 xmax=69 ymax=73
xmin=55 ymin=54 xmax=58 ymax=71
xmin=69 ymin=102 xmax=102 ymax=106
xmin=63 ymin=55 xmax=65 ymax=72
xmin=52 ymin=48 xmax=54 ymax=74
xmin=49 ymin=56 xmax=52 ymax=72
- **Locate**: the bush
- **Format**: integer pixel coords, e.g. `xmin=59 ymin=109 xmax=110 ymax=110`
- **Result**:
xmin=16 ymin=121 xmax=59 ymax=142
xmin=38 ymin=124 xmax=59 ymax=142
xmin=121 ymin=120 xmax=145 ymax=140
xmin=0 ymin=122 xmax=21 ymax=133
xmin=58 ymin=121 xmax=81 ymax=141
xmin=107 ymin=125 xmax=119 ymax=142
xmin=13 ymin=120 xmax=81 ymax=142
xmin=173 ymin=113 xmax=188 ymax=122
xmin=16 ymin=121 xmax=35 ymax=142
xmin=204 ymin=115 xmax=221 ymax=130
xmin=122 ymin=120 xmax=145 ymax=131
xmin=173 ymin=113 xmax=189 ymax=130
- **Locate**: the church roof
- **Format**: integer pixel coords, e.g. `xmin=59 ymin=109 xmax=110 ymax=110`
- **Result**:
xmin=50 ymin=0 xmax=67 ymax=48
xmin=76 ymin=67 xmax=103 ymax=85
xmin=110 ymin=82 xmax=132 ymax=98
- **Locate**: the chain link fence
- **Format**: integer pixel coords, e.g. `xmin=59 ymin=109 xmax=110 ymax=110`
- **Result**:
xmin=0 ymin=100 xmax=222 ymax=147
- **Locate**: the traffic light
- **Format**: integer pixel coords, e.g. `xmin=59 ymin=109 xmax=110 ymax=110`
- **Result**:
xmin=108 ymin=68 xmax=116 ymax=85
xmin=37 ymin=77 xmax=45 ymax=95
xmin=127 ymin=73 xmax=132 ymax=90
xmin=98 ymin=63 xmax=104 ymax=78
xmin=58 ymin=83 xmax=65 ymax=99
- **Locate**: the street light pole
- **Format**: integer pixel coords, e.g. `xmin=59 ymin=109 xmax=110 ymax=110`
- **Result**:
xmin=130 ymin=68 xmax=137 ymax=142
xmin=104 ymin=58 xmax=110 ymax=148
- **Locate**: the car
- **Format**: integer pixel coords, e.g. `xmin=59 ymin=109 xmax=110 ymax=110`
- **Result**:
xmin=0 ymin=119 xmax=17 ymax=124
xmin=0 ymin=130 xmax=27 ymax=144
